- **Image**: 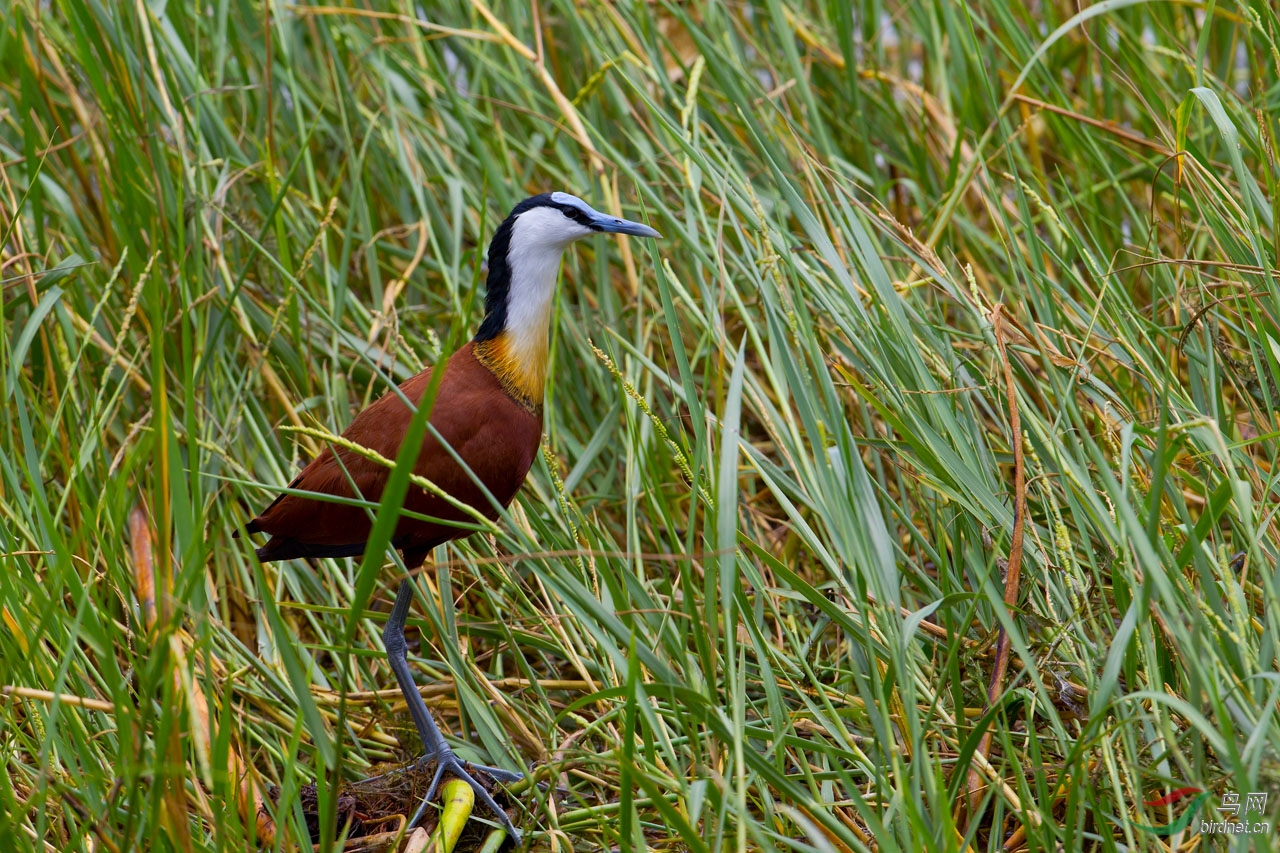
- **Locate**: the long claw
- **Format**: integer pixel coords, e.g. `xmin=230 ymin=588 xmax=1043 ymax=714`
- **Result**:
xmin=477 ymin=765 xmax=524 ymax=784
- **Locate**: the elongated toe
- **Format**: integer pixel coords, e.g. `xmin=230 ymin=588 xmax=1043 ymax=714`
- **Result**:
xmin=409 ymin=746 xmax=523 ymax=843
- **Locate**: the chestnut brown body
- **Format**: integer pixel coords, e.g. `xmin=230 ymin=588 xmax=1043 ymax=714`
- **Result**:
xmin=246 ymin=342 xmax=541 ymax=568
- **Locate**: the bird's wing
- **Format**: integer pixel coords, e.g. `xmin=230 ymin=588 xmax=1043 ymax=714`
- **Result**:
xmin=246 ymin=344 xmax=542 ymax=562
xmin=246 ymin=366 xmax=438 ymax=555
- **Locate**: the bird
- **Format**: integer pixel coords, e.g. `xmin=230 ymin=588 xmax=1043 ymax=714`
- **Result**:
xmin=239 ymin=192 xmax=661 ymax=842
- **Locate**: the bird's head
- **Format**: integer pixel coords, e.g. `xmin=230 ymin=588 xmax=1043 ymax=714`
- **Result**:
xmin=473 ymin=193 xmax=660 ymax=408
xmin=502 ymin=191 xmax=662 ymax=249
xmin=477 ymin=193 xmax=660 ymax=329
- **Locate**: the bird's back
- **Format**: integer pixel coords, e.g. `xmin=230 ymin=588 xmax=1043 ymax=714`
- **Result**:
xmin=247 ymin=342 xmax=542 ymax=566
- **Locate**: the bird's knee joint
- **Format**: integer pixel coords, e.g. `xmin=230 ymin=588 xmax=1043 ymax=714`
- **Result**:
xmin=382 ymin=623 xmax=408 ymax=656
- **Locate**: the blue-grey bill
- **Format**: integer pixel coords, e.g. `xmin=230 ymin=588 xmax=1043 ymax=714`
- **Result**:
xmin=592 ymin=214 xmax=662 ymax=239
xmin=551 ymin=191 xmax=662 ymax=239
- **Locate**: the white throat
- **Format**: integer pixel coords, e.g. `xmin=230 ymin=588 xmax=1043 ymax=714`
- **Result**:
xmin=502 ymin=207 xmax=589 ymax=362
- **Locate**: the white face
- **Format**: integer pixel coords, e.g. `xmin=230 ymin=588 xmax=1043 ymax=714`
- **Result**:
xmin=512 ymin=200 xmax=594 ymax=249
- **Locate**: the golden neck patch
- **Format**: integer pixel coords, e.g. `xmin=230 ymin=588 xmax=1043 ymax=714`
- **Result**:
xmin=474 ymin=333 xmax=547 ymax=413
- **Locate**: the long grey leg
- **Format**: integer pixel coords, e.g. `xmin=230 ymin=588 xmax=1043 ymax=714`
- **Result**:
xmin=382 ymin=579 xmax=524 ymax=841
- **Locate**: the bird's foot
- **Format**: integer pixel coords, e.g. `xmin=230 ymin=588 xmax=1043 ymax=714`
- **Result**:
xmin=411 ymin=745 xmax=524 ymax=843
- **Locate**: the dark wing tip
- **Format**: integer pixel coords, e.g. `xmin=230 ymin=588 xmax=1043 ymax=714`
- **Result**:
xmin=254 ymin=538 xmax=369 ymax=563
xmin=232 ymin=518 xmax=262 ymax=540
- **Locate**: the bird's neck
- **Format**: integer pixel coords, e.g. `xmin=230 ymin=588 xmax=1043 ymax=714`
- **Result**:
xmin=474 ymin=329 xmax=549 ymax=412
xmin=473 ymin=238 xmax=567 ymax=412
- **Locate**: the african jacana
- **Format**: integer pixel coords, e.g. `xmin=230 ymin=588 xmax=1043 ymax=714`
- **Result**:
xmin=241 ymin=193 xmax=660 ymax=841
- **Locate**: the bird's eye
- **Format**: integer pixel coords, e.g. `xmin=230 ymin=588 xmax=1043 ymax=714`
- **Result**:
xmin=558 ymin=205 xmax=601 ymax=230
